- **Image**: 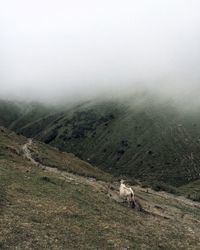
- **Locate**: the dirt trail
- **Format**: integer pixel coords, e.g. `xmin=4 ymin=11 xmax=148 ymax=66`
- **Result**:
xmin=22 ymin=139 xmax=200 ymax=221
xmin=22 ymin=139 xmax=38 ymax=166
xmin=22 ymin=139 xmax=124 ymax=204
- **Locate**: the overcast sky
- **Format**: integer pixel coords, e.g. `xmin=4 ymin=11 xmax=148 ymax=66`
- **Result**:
xmin=1 ymin=0 xmax=200 ymax=103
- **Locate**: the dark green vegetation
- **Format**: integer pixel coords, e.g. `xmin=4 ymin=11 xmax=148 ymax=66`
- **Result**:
xmin=0 ymin=99 xmax=53 ymax=132
xmin=1 ymin=96 xmax=200 ymax=190
xmin=179 ymin=180 xmax=200 ymax=202
xmin=0 ymin=100 xmax=22 ymax=127
xmin=0 ymin=127 xmax=200 ymax=249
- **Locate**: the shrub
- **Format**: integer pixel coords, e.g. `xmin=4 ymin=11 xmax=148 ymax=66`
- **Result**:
xmin=141 ymin=181 xmax=150 ymax=189
xmin=187 ymin=193 xmax=200 ymax=202
xmin=151 ymin=181 xmax=179 ymax=195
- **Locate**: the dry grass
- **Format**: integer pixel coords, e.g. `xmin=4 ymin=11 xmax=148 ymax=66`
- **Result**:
xmin=0 ymin=128 xmax=200 ymax=249
xmin=30 ymin=140 xmax=114 ymax=182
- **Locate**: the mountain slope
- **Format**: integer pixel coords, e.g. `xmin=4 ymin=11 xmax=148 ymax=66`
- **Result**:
xmin=0 ymin=99 xmax=54 ymax=131
xmin=1 ymin=96 xmax=200 ymax=187
xmin=9 ymin=98 xmax=200 ymax=187
xmin=0 ymin=126 xmax=200 ymax=249
xmin=0 ymin=100 xmax=22 ymax=127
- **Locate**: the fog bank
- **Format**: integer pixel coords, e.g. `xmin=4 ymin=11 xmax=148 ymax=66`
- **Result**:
xmin=1 ymin=1 xmax=200 ymax=104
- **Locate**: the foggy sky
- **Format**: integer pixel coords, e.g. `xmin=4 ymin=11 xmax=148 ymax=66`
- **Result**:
xmin=1 ymin=0 xmax=200 ymax=103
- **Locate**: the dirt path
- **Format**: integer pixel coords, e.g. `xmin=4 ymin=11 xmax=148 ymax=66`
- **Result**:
xmin=22 ymin=139 xmax=125 ymax=204
xmin=23 ymin=139 xmax=94 ymax=183
xmin=22 ymin=139 xmax=200 ymax=220
xmin=22 ymin=139 xmax=38 ymax=166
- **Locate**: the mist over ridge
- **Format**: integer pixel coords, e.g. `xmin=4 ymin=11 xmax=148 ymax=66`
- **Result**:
xmin=1 ymin=0 xmax=200 ymax=108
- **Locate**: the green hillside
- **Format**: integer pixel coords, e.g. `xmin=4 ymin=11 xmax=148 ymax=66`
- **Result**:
xmin=0 ymin=100 xmax=21 ymax=127
xmin=1 ymin=96 xmax=200 ymax=188
xmin=0 ymin=99 xmax=54 ymax=131
xmin=8 ymin=98 xmax=200 ymax=187
xmin=0 ymin=126 xmax=200 ymax=249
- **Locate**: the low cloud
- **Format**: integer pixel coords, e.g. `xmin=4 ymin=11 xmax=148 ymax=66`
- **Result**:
xmin=1 ymin=0 xmax=200 ymax=104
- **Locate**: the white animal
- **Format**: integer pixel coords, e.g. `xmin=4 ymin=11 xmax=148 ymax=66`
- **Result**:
xmin=119 ymin=180 xmax=135 ymax=206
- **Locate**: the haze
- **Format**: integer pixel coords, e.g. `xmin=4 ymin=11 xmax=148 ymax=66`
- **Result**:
xmin=1 ymin=0 xmax=200 ymax=103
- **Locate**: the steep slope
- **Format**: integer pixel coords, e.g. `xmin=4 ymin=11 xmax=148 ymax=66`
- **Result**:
xmin=0 ymin=99 xmax=53 ymax=131
xmin=12 ymin=98 xmax=200 ymax=187
xmin=0 ymin=126 xmax=200 ymax=249
xmin=178 ymin=180 xmax=200 ymax=201
xmin=0 ymin=100 xmax=22 ymax=127
xmin=1 ymin=96 xmax=200 ymax=188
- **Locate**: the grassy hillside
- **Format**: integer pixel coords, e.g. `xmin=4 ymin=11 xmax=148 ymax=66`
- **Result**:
xmin=8 ymin=102 xmax=54 ymax=131
xmin=0 ymin=100 xmax=22 ymax=127
xmin=0 ymin=127 xmax=200 ymax=249
xmin=1 ymin=96 xmax=200 ymax=188
xmin=9 ymin=98 xmax=200 ymax=187
xmin=0 ymin=99 xmax=53 ymax=131
xmin=178 ymin=180 xmax=200 ymax=202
